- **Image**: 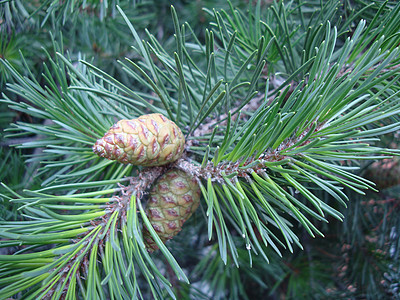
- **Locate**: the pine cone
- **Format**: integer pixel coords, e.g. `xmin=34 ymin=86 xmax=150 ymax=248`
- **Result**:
xmin=143 ymin=168 xmax=201 ymax=252
xmin=93 ymin=113 xmax=185 ymax=166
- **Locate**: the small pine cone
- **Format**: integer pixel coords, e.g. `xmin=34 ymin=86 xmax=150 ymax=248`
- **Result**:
xmin=143 ymin=168 xmax=201 ymax=252
xmin=93 ymin=113 xmax=185 ymax=166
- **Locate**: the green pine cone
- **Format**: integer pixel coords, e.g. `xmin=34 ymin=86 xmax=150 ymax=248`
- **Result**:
xmin=93 ymin=113 xmax=185 ymax=166
xmin=143 ymin=168 xmax=201 ymax=252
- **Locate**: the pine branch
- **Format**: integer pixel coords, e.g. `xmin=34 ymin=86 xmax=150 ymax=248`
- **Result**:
xmin=1 ymin=1 xmax=400 ymax=299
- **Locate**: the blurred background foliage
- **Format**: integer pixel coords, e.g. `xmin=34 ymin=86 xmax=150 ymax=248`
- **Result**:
xmin=1 ymin=0 xmax=399 ymax=299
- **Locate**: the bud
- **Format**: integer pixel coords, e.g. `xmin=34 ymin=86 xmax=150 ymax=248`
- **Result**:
xmin=93 ymin=113 xmax=185 ymax=166
xmin=142 ymin=169 xmax=201 ymax=252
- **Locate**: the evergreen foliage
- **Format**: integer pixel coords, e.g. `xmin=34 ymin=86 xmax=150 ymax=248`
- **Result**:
xmin=1 ymin=0 xmax=399 ymax=299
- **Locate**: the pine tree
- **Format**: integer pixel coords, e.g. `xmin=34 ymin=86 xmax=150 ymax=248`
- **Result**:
xmin=1 ymin=0 xmax=400 ymax=299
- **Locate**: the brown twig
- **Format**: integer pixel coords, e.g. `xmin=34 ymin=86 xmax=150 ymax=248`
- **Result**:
xmin=187 ymin=92 xmax=268 ymax=145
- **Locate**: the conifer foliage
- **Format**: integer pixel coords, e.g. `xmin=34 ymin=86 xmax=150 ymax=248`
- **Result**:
xmin=1 ymin=0 xmax=400 ymax=299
